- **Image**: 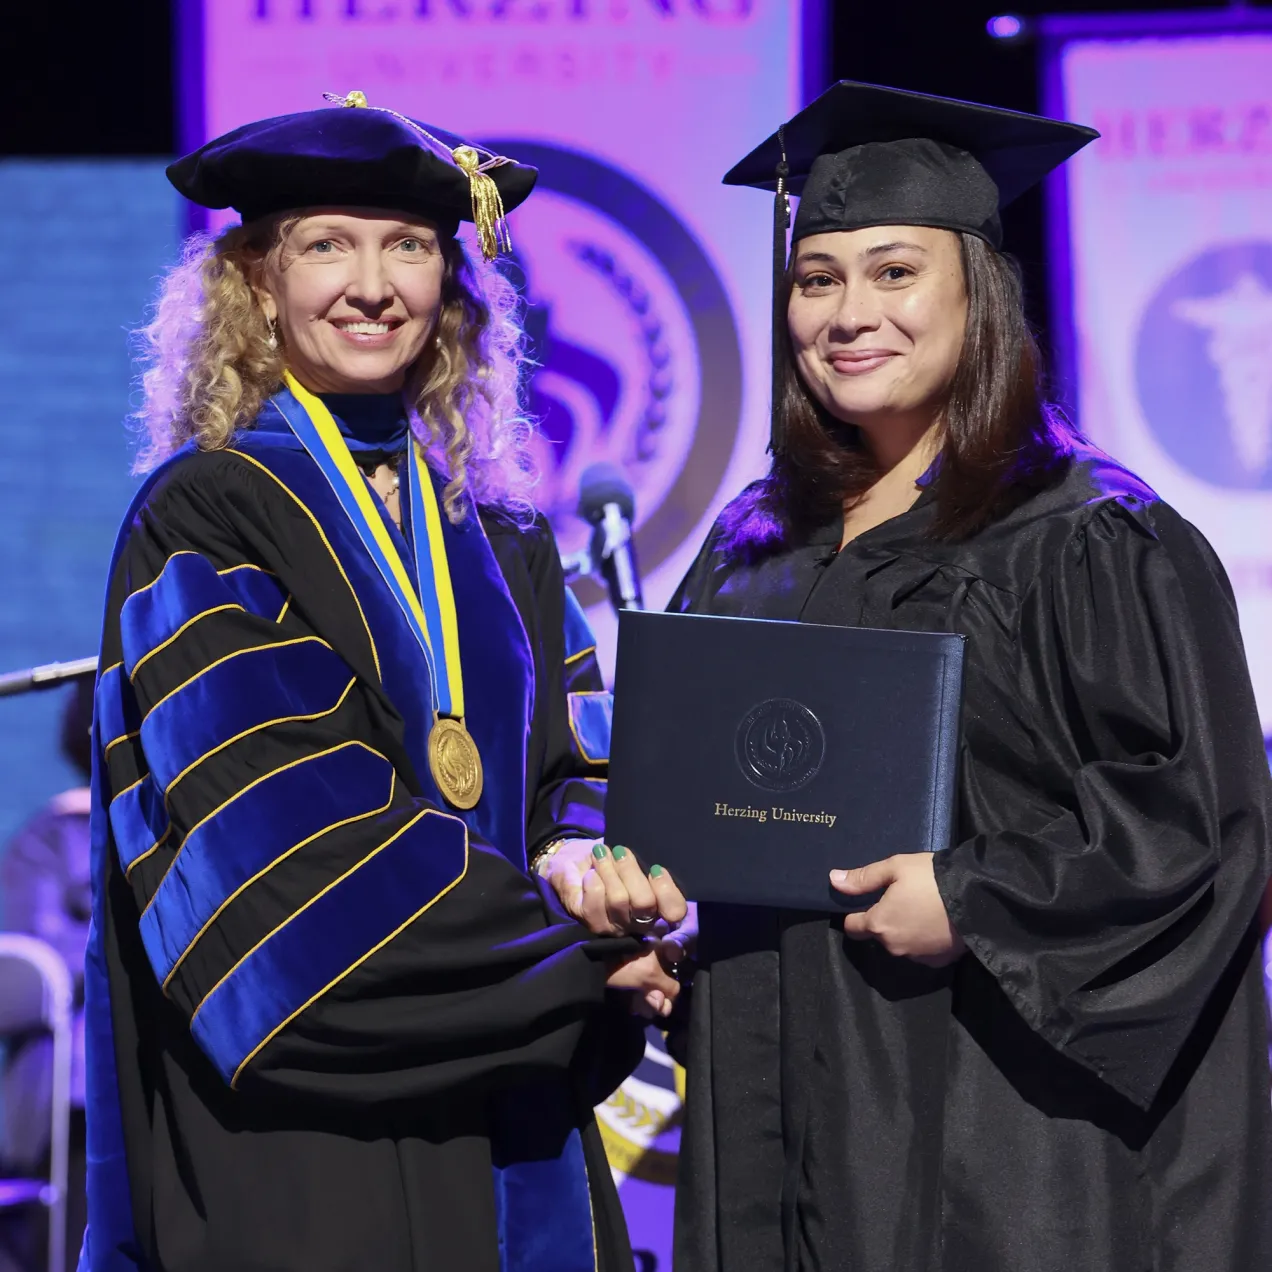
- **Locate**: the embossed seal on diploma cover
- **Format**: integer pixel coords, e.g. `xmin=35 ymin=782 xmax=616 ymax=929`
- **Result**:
xmin=735 ymin=698 xmax=826 ymax=793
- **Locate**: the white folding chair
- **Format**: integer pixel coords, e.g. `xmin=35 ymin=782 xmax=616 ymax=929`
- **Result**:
xmin=0 ymin=935 xmax=73 ymax=1272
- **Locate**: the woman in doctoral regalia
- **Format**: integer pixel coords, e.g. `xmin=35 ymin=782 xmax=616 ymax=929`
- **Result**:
xmin=668 ymin=82 xmax=1272 ymax=1271
xmin=83 ymin=93 xmax=682 ymax=1272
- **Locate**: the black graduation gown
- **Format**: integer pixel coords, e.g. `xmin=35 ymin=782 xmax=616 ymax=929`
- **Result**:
xmin=669 ymin=449 xmax=1272 ymax=1272
xmin=82 ymin=417 xmax=642 ymax=1272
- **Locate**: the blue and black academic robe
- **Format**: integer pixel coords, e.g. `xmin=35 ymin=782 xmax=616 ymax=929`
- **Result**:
xmin=81 ymin=399 xmax=640 ymax=1272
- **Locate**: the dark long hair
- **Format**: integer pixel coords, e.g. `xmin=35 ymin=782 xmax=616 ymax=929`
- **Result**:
xmin=722 ymin=232 xmax=1074 ymax=555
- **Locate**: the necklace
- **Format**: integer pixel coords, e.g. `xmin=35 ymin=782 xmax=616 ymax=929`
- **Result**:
xmin=355 ymin=454 xmax=403 ymax=527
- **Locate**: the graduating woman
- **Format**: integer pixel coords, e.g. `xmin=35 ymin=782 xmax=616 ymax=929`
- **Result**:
xmin=668 ymin=83 xmax=1272 ymax=1271
xmin=83 ymin=94 xmax=679 ymax=1272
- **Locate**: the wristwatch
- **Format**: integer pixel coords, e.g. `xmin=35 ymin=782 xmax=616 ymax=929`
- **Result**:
xmin=530 ymin=837 xmax=572 ymax=877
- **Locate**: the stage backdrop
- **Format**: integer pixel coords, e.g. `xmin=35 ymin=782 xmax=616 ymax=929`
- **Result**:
xmin=1042 ymin=10 xmax=1272 ymax=733
xmin=0 ymin=161 xmax=176 ymax=851
xmin=182 ymin=2 xmax=819 ymax=1265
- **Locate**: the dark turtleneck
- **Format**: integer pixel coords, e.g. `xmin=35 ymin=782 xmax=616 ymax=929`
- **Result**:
xmin=316 ymin=391 xmax=411 ymax=457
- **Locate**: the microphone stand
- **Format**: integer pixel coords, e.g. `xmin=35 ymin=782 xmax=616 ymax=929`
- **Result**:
xmin=0 ymin=657 xmax=98 ymax=699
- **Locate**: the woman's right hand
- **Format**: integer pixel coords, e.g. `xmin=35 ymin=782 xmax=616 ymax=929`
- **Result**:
xmin=540 ymin=840 xmax=687 ymax=937
xmin=606 ymin=940 xmax=687 ymax=1019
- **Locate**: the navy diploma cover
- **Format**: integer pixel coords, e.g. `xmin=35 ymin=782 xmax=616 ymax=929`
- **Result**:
xmin=606 ymin=611 xmax=965 ymax=911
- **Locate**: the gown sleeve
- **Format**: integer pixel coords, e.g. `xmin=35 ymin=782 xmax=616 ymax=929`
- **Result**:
xmin=667 ymin=520 xmax=729 ymax=616
xmin=517 ymin=520 xmax=609 ymax=855
xmin=934 ymin=495 xmax=1272 ymax=1109
xmin=97 ymin=454 xmax=631 ymax=1104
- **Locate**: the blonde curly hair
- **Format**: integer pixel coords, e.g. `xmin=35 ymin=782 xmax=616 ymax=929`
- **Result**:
xmin=133 ymin=217 xmax=536 ymax=523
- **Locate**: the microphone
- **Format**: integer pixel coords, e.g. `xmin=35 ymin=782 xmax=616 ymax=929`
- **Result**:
xmin=577 ymin=463 xmax=643 ymax=612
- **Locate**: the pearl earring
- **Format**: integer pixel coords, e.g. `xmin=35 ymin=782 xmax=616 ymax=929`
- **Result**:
xmin=267 ymin=318 xmax=278 ymax=351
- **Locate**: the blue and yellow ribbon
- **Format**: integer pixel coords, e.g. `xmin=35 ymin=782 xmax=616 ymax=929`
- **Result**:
xmin=271 ymin=373 xmax=465 ymax=722
xmin=405 ymin=420 xmax=465 ymax=720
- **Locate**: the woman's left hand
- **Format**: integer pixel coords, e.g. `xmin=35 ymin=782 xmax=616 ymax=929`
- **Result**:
xmin=831 ymin=854 xmax=966 ymax=968
xmin=539 ymin=839 xmax=687 ymax=936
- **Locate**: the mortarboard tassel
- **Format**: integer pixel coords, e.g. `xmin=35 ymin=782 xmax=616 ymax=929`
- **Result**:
xmin=322 ymin=91 xmax=513 ymax=263
xmin=771 ymin=126 xmax=791 ymax=454
xmin=452 ymin=146 xmax=512 ymax=262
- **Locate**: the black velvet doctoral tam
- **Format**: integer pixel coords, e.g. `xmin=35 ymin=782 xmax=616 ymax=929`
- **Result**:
xmin=167 ymin=100 xmax=538 ymax=229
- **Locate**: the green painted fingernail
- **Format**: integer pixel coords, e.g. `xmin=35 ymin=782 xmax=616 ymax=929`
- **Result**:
xmin=612 ymin=845 xmax=630 ymax=860
xmin=592 ymin=843 xmax=608 ymax=860
xmin=650 ymin=865 xmax=665 ymax=877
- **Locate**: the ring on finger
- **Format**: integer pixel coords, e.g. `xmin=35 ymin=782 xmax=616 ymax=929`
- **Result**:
xmin=632 ymin=914 xmax=656 ymax=926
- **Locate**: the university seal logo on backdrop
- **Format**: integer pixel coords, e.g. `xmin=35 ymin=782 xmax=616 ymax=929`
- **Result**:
xmin=484 ymin=141 xmax=744 ymax=597
xmin=1136 ymin=241 xmax=1272 ymax=490
xmin=595 ymin=1026 xmax=684 ymax=1190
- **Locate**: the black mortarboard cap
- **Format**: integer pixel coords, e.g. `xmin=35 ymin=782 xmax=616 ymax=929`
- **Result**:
xmin=168 ymin=91 xmax=537 ymax=260
xmin=724 ymin=81 xmax=1098 ymax=449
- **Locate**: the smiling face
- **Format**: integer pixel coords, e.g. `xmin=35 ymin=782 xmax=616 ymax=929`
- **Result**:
xmin=254 ymin=209 xmax=447 ymax=395
xmin=787 ymin=225 xmax=968 ymax=440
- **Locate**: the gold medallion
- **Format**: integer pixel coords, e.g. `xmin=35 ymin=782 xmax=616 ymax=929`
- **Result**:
xmin=428 ymin=716 xmax=484 ymax=810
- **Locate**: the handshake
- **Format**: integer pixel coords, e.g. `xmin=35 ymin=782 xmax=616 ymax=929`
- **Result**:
xmin=536 ymin=839 xmax=693 ymax=1019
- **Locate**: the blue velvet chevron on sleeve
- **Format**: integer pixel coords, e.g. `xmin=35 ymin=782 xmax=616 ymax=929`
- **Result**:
xmin=101 ymin=544 xmax=471 ymax=1087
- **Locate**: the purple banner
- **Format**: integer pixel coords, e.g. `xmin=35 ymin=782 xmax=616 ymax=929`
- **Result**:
xmin=1042 ymin=12 xmax=1272 ymax=732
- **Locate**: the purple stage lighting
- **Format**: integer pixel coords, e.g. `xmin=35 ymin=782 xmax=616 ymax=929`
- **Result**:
xmin=987 ymin=14 xmax=1025 ymax=41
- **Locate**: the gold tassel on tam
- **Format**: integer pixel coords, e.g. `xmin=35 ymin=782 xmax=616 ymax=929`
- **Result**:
xmin=324 ymin=90 xmax=368 ymax=108
xmin=320 ymin=91 xmax=516 ymax=262
xmin=320 ymin=90 xmax=513 ymax=260
xmin=451 ymin=145 xmax=511 ymax=261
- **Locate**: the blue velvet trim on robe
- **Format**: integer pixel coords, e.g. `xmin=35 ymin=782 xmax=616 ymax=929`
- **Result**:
xmin=567 ymin=692 xmax=612 ymax=765
xmin=492 ymin=1084 xmax=596 ymax=1272
xmin=138 ymin=638 xmax=351 ymax=794
xmin=139 ymin=742 xmax=395 ymax=988
xmin=216 ymin=563 xmax=290 ymax=619
xmin=119 ymin=552 xmax=287 ymax=672
xmin=190 ymin=805 xmax=469 ymax=1086
xmin=231 ymin=420 xmax=435 ymax=810
xmin=243 ymin=405 xmax=537 ymax=864
xmin=391 ymin=440 xmax=535 ymax=869
xmin=82 ymin=454 xmax=191 ymax=1271
xmin=107 ymin=775 xmax=168 ymax=874
xmin=95 ymin=662 xmax=141 ymax=757
xmin=268 ymin=389 xmax=441 ymax=686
